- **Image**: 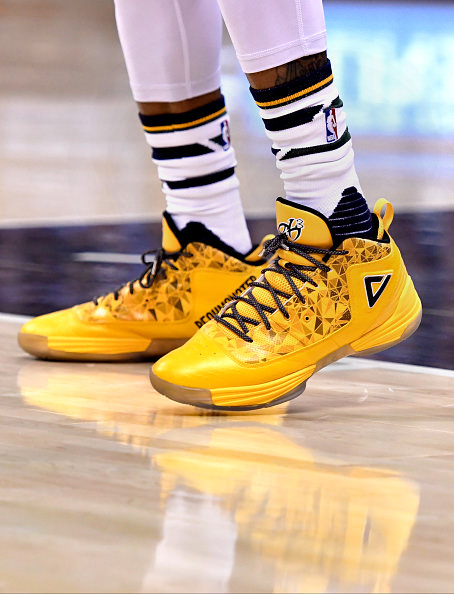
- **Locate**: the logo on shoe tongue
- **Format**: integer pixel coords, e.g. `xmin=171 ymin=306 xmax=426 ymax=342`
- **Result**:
xmin=278 ymin=218 xmax=305 ymax=241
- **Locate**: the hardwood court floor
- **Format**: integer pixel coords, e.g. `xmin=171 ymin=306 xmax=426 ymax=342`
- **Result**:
xmin=1 ymin=316 xmax=453 ymax=593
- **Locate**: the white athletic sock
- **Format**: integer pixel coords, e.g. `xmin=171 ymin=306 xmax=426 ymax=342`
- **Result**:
xmin=250 ymin=60 xmax=373 ymax=238
xmin=140 ymin=96 xmax=252 ymax=254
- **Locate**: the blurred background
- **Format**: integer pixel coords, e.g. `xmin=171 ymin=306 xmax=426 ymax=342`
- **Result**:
xmin=0 ymin=0 xmax=453 ymax=368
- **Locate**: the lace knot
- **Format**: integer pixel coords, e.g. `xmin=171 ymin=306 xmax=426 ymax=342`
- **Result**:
xmin=260 ymin=233 xmax=288 ymax=258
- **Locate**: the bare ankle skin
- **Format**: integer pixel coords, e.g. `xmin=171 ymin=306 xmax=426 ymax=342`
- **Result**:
xmin=137 ymin=89 xmax=222 ymax=115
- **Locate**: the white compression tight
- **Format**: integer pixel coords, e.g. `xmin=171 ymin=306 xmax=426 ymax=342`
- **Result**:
xmin=113 ymin=0 xmax=327 ymax=102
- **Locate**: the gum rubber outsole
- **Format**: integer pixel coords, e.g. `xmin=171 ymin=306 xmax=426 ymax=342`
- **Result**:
xmin=149 ymin=369 xmax=308 ymax=411
xmin=18 ymin=332 xmax=187 ymax=362
xmin=150 ymin=305 xmax=422 ymax=411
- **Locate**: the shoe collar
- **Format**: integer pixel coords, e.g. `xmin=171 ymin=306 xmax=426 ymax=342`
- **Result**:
xmin=162 ymin=211 xmax=268 ymax=263
xmin=276 ymin=197 xmax=335 ymax=250
xmin=275 ymin=197 xmax=388 ymax=250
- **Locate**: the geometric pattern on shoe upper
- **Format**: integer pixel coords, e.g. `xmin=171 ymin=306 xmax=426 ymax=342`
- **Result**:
xmin=79 ymin=242 xmax=253 ymax=324
xmin=202 ymin=237 xmax=391 ymax=364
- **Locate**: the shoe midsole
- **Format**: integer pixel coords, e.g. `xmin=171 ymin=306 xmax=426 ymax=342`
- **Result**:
xmin=18 ymin=332 xmax=187 ymax=361
xmin=151 ymin=278 xmax=422 ymax=409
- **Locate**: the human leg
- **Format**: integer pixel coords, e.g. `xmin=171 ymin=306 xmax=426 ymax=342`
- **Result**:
xmin=114 ymin=0 xmax=251 ymax=253
xmin=219 ymin=0 xmax=371 ymax=235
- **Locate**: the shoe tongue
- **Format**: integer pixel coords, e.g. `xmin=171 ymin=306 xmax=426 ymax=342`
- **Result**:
xmin=162 ymin=212 xmax=183 ymax=252
xmin=217 ymin=198 xmax=335 ymax=339
xmin=276 ymin=198 xmax=334 ymax=249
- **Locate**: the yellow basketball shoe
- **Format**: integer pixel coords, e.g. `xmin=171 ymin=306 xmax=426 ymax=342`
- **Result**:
xmin=151 ymin=198 xmax=422 ymax=410
xmin=18 ymin=213 xmax=272 ymax=361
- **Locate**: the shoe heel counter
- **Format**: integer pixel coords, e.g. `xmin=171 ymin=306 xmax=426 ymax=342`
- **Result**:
xmin=347 ymin=239 xmax=404 ymax=314
xmin=351 ymin=275 xmax=422 ymax=355
xmin=348 ymin=234 xmax=422 ymax=355
xmin=344 ymin=236 xmax=416 ymax=347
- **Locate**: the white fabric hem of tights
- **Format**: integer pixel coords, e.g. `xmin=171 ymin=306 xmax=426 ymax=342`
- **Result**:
xmin=131 ymin=69 xmax=222 ymax=103
xmin=238 ymin=32 xmax=327 ymax=73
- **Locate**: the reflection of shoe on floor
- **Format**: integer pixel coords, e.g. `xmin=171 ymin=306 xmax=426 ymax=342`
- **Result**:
xmin=151 ymin=198 xmax=422 ymax=410
xmin=153 ymin=424 xmax=419 ymax=594
xmin=17 ymin=361 xmax=221 ymax=449
xmin=18 ymin=212 xmax=272 ymax=361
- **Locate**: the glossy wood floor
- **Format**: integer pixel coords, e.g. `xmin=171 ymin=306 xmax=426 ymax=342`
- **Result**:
xmin=1 ymin=316 xmax=454 ymax=593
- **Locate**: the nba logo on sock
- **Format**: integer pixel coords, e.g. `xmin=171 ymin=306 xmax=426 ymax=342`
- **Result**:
xmin=220 ymin=120 xmax=231 ymax=151
xmin=325 ymin=108 xmax=338 ymax=143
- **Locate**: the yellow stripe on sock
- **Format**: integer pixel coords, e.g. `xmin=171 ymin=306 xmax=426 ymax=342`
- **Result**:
xmin=255 ymin=74 xmax=333 ymax=108
xmin=142 ymin=107 xmax=227 ymax=133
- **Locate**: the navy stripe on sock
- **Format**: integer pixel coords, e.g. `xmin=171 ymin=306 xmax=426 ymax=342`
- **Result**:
xmin=139 ymin=96 xmax=226 ymax=129
xmin=273 ymin=129 xmax=351 ymax=160
xmin=152 ymin=133 xmax=228 ymax=160
xmin=163 ymin=167 xmax=235 ymax=190
xmin=152 ymin=144 xmax=213 ymax=160
xmin=210 ymin=134 xmax=227 ymax=148
xmin=250 ymin=60 xmax=333 ymax=109
xmin=262 ymin=97 xmax=343 ymax=133
xmin=330 ymin=204 xmax=370 ymax=222
xmin=263 ymin=104 xmax=323 ymax=131
xmin=330 ymin=96 xmax=344 ymax=109
xmin=330 ymin=219 xmax=372 ymax=231
xmin=330 ymin=201 xmax=367 ymax=217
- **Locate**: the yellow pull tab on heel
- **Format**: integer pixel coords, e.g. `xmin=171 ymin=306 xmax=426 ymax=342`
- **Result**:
xmin=373 ymin=199 xmax=394 ymax=240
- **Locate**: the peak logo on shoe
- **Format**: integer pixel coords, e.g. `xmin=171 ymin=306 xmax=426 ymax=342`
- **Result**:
xmin=364 ymin=274 xmax=392 ymax=308
xmin=278 ymin=218 xmax=305 ymax=241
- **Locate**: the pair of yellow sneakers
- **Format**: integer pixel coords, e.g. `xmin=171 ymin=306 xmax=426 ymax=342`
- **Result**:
xmin=19 ymin=198 xmax=421 ymax=411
